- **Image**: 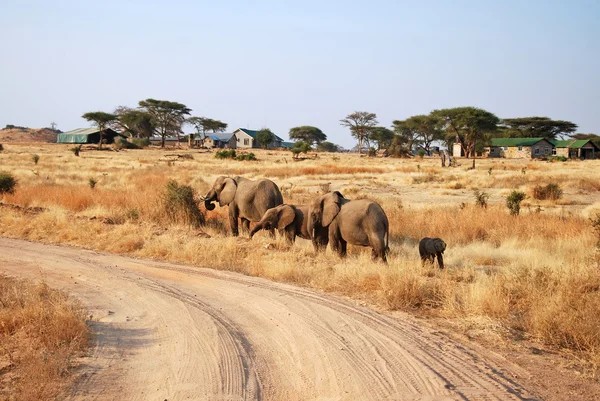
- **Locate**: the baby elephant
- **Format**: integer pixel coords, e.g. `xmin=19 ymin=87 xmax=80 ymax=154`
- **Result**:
xmin=250 ymin=204 xmax=311 ymax=244
xmin=419 ymin=237 xmax=446 ymax=269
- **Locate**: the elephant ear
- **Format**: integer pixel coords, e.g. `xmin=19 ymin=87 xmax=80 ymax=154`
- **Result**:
xmin=219 ymin=178 xmax=237 ymax=206
xmin=277 ymin=205 xmax=295 ymax=230
xmin=322 ymin=192 xmax=342 ymax=227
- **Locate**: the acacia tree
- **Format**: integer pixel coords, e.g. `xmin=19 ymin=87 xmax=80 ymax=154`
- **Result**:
xmin=369 ymin=127 xmax=395 ymax=150
xmin=187 ymin=117 xmax=228 ymax=147
xmin=81 ymin=111 xmax=117 ymax=149
xmin=256 ymin=128 xmax=275 ymax=149
xmin=138 ymin=99 xmax=191 ymax=147
xmin=431 ymin=107 xmax=499 ymax=158
xmin=316 ymin=141 xmax=340 ymax=152
xmin=340 ymin=111 xmax=378 ymax=154
xmin=400 ymin=115 xmax=444 ymax=155
xmin=392 ymin=120 xmax=420 ymax=154
xmin=288 ymin=126 xmax=326 ymax=146
xmin=113 ymin=106 xmax=155 ymax=138
xmin=501 ymin=117 xmax=577 ymax=139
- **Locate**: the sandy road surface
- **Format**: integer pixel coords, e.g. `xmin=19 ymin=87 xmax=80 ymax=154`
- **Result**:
xmin=0 ymin=238 xmax=538 ymax=401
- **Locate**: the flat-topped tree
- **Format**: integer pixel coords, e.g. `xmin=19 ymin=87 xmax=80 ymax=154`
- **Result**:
xmin=501 ymin=117 xmax=577 ymax=139
xmin=396 ymin=115 xmax=444 ymax=155
xmin=81 ymin=111 xmax=117 ymax=149
xmin=289 ymin=126 xmax=326 ymax=146
xmin=431 ymin=107 xmax=499 ymax=158
xmin=340 ymin=111 xmax=378 ymax=154
xmin=114 ymin=106 xmax=155 ymax=138
xmin=369 ymin=127 xmax=395 ymax=150
xmin=139 ymin=99 xmax=191 ymax=147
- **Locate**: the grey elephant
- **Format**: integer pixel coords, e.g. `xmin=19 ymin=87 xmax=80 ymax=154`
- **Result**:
xmin=307 ymin=191 xmax=389 ymax=262
xmin=249 ymin=204 xmax=311 ymax=244
xmin=200 ymin=176 xmax=283 ymax=236
xmin=418 ymin=237 xmax=446 ymax=269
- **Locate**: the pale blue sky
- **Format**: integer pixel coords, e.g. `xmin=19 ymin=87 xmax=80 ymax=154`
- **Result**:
xmin=1 ymin=0 xmax=598 ymax=147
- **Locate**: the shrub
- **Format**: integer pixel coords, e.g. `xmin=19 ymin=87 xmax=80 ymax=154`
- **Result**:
xmin=506 ymin=190 xmax=526 ymax=216
xmin=0 ymin=171 xmax=17 ymax=194
xmin=533 ymin=183 xmax=563 ymax=201
xmin=215 ymin=149 xmax=236 ymax=159
xmin=235 ymin=153 xmax=257 ymax=161
xmin=132 ymin=137 xmax=151 ymax=148
xmin=71 ymin=145 xmax=81 ymax=156
xmin=417 ymin=149 xmax=426 ymax=159
xmin=113 ymin=137 xmax=139 ymax=150
xmin=549 ymin=156 xmax=568 ymax=162
xmin=474 ymin=190 xmax=490 ymax=208
xmin=32 ymin=154 xmax=40 ymax=164
xmin=88 ymin=178 xmax=97 ymax=189
xmin=163 ymin=180 xmax=205 ymax=228
xmin=368 ymin=147 xmax=377 ymax=157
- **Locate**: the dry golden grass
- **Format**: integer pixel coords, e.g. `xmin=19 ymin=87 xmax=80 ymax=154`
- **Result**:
xmin=0 ymin=275 xmax=89 ymax=401
xmin=2 ymin=143 xmax=600 ymax=374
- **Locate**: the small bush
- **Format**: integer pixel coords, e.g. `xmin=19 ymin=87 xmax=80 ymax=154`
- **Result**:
xmin=0 ymin=171 xmax=17 ymax=194
xmin=32 ymin=154 xmax=40 ymax=164
xmin=235 ymin=153 xmax=257 ymax=161
xmin=71 ymin=145 xmax=81 ymax=156
xmin=506 ymin=190 xmax=526 ymax=216
xmin=549 ymin=156 xmax=568 ymax=162
xmin=417 ymin=149 xmax=426 ymax=159
xmin=88 ymin=178 xmax=97 ymax=189
xmin=533 ymin=183 xmax=563 ymax=201
xmin=474 ymin=190 xmax=490 ymax=208
xmin=215 ymin=149 xmax=236 ymax=159
xmin=132 ymin=137 xmax=151 ymax=148
xmin=113 ymin=137 xmax=139 ymax=150
xmin=163 ymin=180 xmax=205 ymax=228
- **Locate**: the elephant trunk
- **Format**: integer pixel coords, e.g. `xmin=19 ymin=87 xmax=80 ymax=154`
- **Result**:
xmin=249 ymin=224 xmax=262 ymax=238
xmin=202 ymin=189 xmax=217 ymax=211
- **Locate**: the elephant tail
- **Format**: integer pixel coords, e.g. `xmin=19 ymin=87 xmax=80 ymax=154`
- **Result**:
xmin=384 ymin=230 xmax=390 ymax=256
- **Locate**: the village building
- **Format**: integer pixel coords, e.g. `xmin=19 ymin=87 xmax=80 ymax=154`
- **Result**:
xmin=57 ymin=127 xmax=126 ymax=144
xmin=203 ymin=133 xmax=234 ymax=148
xmin=551 ymin=139 xmax=599 ymax=159
xmin=485 ymin=137 xmax=599 ymax=159
xmin=231 ymin=128 xmax=284 ymax=149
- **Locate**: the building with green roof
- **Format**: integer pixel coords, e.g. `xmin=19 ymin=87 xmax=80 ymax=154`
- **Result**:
xmin=486 ymin=137 xmax=598 ymax=159
xmin=231 ymin=128 xmax=284 ymax=149
xmin=57 ymin=127 xmax=126 ymax=144
xmin=549 ymin=139 xmax=599 ymax=159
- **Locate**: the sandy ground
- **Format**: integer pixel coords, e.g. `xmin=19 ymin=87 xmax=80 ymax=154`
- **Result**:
xmin=0 ymin=238 xmax=539 ymax=401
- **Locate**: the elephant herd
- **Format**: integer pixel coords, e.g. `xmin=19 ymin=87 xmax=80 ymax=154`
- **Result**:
xmin=200 ymin=176 xmax=445 ymax=267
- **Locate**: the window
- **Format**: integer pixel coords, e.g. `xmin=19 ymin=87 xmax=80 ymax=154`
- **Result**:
xmin=534 ymin=148 xmax=540 ymax=155
xmin=518 ymin=146 xmax=523 ymax=151
xmin=552 ymin=148 xmax=557 ymax=155
xmin=244 ymin=138 xmax=249 ymax=145
xmin=544 ymin=147 xmax=550 ymax=154
xmin=503 ymin=146 xmax=508 ymax=151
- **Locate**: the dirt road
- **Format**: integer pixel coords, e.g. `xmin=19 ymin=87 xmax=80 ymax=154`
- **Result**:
xmin=0 ymin=238 xmax=537 ymax=400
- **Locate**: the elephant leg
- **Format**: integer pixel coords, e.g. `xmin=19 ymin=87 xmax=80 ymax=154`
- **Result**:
xmin=285 ymin=228 xmax=295 ymax=244
xmin=370 ymin=234 xmax=387 ymax=263
xmin=267 ymin=228 xmax=276 ymax=239
xmin=241 ymin=218 xmax=250 ymax=234
xmin=229 ymin=208 xmax=239 ymax=237
xmin=436 ymin=253 xmax=445 ymax=269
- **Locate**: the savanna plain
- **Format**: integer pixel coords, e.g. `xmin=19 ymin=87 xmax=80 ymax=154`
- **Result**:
xmin=2 ymin=143 xmax=600 ymax=399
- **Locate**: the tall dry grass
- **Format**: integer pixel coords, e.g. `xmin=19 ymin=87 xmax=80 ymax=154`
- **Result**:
xmin=2 ymin=145 xmax=600 ymax=373
xmin=0 ymin=275 xmax=89 ymax=401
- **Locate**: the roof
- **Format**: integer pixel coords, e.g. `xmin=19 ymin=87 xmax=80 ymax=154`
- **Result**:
xmin=281 ymin=141 xmax=295 ymax=149
xmin=57 ymin=127 xmax=123 ymax=143
xmin=60 ymin=127 xmax=119 ymax=136
xmin=236 ymin=128 xmax=284 ymax=142
xmin=208 ymin=133 xmax=233 ymax=141
xmin=550 ymin=139 xmax=599 ymax=149
xmin=489 ymin=137 xmax=548 ymax=147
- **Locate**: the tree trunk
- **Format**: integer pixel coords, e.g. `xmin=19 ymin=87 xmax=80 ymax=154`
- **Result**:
xmin=98 ymin=125 xmax=104 ymax=149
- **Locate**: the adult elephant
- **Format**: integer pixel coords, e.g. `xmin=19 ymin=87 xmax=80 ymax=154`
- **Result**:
xmin=200 ymin=176 xmax=283 ymax=236
xmin=307 ymin=191 xmax=389 ymax=262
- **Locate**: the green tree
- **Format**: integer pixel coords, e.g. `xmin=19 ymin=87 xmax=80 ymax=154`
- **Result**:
xmin=187 ymin=117 xmax=228 ymax=147
xmin=81 ymin=111 xmax=118 ymax=149
xmin=387 ymin=135 xmax=411 ymax=158
xmin=290 ymin=141 xmax=312 ymax=159
xmin=316 ymin=141 xmax=340 ymax=152
xmin=431 ymin=107 xmax=500 ymax=158
xmin=340 ymin=111 xmax=378 ymax=154
xmin=138 ymin=99 xmax=191 ymax=147
xmin=288 ymin=126 xmax=327 ymax=145
xmin=114 ymin=107 xmax=155 ymax=138
xmin=501 ymin=117 xmax=577 ymax=139
xmin=369 ymin=127 xmax=395 ymax=150
xmin=392 ymin=120 xmax=420 ymax=154
xmin=256 ymin=128 xmax=275 ymax=149
xmin=398 ymin=115 xmax=444 ymax=155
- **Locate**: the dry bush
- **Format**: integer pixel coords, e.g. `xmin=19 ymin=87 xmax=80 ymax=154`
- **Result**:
xmin=532 ymin=183 xmax=563 ymax=200
xmin=0 ymin=276 xmax=89 ymax=401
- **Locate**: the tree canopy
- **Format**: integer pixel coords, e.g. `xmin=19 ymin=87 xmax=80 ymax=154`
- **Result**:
xmin=187 ymin=117 xmax=227 ymax=137
xmin=572 ymin=133 xmax=600 ymax=147
xmin=316 ymin=141 xmax=340 ymax=152
xmin=288 ymin=126 xmax=326 ymax=145
xmin=81 ymin=111 xmax=117 ymax=149
xmin=340 ymin=111 xmax=378 ymax=154
xmin=138 ymin=99 xmax=191 ymax=147
xmin=391 ymin=120 xmax=420 ymax=155
xmin=290 ymin=141 xmax=312 ymax=158
xmin=369 ymin=127 xmax=395 ymax=150
xmin=500 ymin=117 xmax=577 ymax=139
xmin=431 ymin=107 xmax=499 ymax=158
xmin=256 ymin=128 xmax=275 ymax=149
xmin=114 ymin=107 xmax=155 ymax=138
xmin=397 ymin=115 xmax=444 ymax=154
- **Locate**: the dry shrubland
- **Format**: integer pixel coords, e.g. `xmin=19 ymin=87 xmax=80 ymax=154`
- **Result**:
xmin=0 ymin=275 xmax=89 ymax=401
xmin=1 ymin=144 xmax=600 ymax=374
